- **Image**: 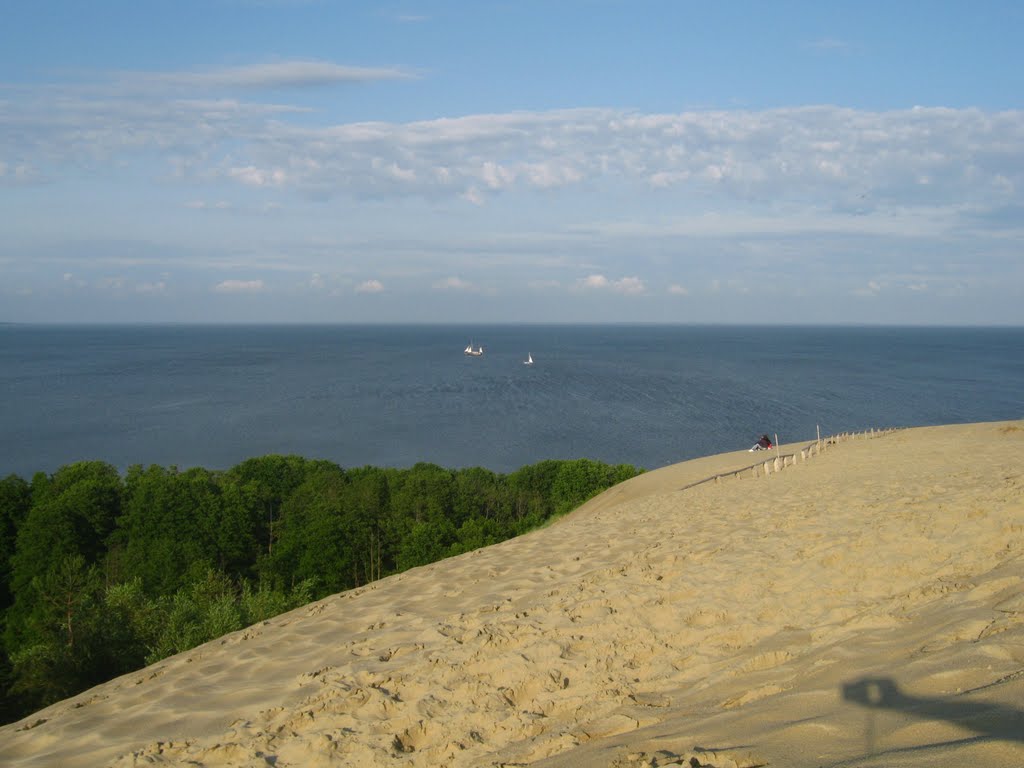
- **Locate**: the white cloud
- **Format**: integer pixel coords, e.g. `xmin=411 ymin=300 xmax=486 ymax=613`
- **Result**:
xmin=578 ymin=274 xmax=609 ymax=289
xmin=132 ymin=60 xmax=416 ymax=90
xmin=355 ymin=279 xmax=384 ymax=293
xmin=135 ymin=281 xmax=168 ymax=294
xmin=7 ymin=78 xmax=1023 ymax=222
xmin=612 ymin=276 xmax=645 ymax=295
xmin=522 ymin=161 xmax=583 ymax=188
xmin=574 ymin=274 xmax=646 ymax=295
xmin=214 ymin=279 xmax=265 ymax=293
xmin=207 ymin=106 xmax=1023 ymax=215
xmin=852 ymin=280 xmax=884 ymax=297
xmin=480 ymin=161 xmax=515 ymax=190
xmin=228 ymin=166 xmax=287 ymax=187
xmin=434 ymin=276 xmax=475 ymax=291
xmin=3 ymin=73 xmax=1023 ymax=323
xmin=385 ymin=163 xmax=416 ymax=182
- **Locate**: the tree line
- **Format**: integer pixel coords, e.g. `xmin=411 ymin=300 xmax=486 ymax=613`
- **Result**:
xmin=0 ymin=455 xmax=641 ymax=724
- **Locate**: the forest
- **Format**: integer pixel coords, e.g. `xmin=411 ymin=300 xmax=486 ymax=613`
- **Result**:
xmin=0 ymin=455 xmax=641 ymax=725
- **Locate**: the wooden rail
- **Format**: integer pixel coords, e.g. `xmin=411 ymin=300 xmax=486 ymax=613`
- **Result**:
xmin=679 ymin=428 xmax=900 ymax=492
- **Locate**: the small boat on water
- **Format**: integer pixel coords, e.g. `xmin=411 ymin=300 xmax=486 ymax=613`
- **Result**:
xmin=524 ymin=353 xmax=534 ymax=365
xmin=464 ymin=341 xmax=484 ymax=356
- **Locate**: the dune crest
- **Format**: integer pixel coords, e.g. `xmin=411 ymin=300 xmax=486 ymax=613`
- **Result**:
xmin=3 ymin=421 xmax=1024 ymax=767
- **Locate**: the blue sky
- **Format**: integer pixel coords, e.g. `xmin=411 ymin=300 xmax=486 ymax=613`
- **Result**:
xmin=2 ymin=0 xmax=1022 ymax=324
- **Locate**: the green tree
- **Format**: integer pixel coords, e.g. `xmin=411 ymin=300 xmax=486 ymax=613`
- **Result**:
xmin=388 ymin=463 xmax=454 ymax=525
xmin=448 ymin=516 xmax=502 ymax=556
xmin=101 ymin=577 xmax=161 ymax=672
xmin=270 ymin=465 xmax=352 ymax=595
xmin=146 ymin=568 xmax=242 ymax=664
xmin=342 ymin=467 xmax=392 ymax=585
xmin=117 ymin=465 xmax=215 ymax=595
xmin=506 ymin=459 xmax=562 ymax=529
xmin=551 ymin=458 xmax=609 ymax=517
xmin=0 ymin=452 xmax=643 ymax=726
xmin=396 ymin=517 xmax=457 ymax=571
xmin=6 ymin=462 xmax=121 ymax=650
xmin=226 ymin=455 xmax=317 ymax=558
xmin=240 ymin=577 xmax=315 ymax=625
xmin=0 ymin=474 xmax=31 ymax=612
xmin=452 ymin=467 xmax=505 ymax=525
xmin=8 ymin=556 xmax=107 ymax=710
xmin=387 ymin=463 xmax=457 ymax=570
xmin=213 ymin=480 xmax=259 ymax=577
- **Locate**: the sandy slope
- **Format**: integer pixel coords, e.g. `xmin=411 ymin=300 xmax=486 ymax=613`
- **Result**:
xmin=2 ymin=421 xmax=1023 ymax=767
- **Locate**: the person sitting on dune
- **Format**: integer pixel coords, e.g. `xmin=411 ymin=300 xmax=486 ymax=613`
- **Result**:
xmin=750 ymin=434 xmax=773 ymax=451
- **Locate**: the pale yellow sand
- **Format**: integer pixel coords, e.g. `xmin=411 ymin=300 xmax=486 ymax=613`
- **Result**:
xmin=3 ymin=421 xmax=1023 ymax=767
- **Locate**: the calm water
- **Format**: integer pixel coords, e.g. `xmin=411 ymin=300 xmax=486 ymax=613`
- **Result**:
xmin=1 ymin=324 xmax=1021 ymax=478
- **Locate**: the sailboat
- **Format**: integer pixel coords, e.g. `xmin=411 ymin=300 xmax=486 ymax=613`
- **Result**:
xmin=523 ymin=353 xmax=534 ymax=365
xmin=464 ymin=341 xmax=484 ymax=356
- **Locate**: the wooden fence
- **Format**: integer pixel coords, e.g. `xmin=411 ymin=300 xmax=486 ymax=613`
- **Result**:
xmin=679 ymin=428 xmax=900 ymax=492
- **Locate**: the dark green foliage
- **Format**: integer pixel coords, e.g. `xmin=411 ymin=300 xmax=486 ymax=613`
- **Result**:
xmin=0 ymin=454 xmax=641 ymax=725
xmin=388 ymin=463 xmax=454 ymax=524
xmin=341 ymin=467 xmax=392 ymax=585
xmin=5 ymin=462 xmax=121 ymax=651
xmin=269 ymin=464 xmax=351 ymax=594
xmin=239 ymin=578 xmax=314 ymax=626
xmin=141 ymin=569 xmax=314 ymax=665
xmin=144 ymin=568 xmax=242 ymax=663
xmin=0 ymin=475 xmax=31 ymax=612
xmin=225 ymin=455 xmax=315 ymax=559
xmin=506 ymin=459 xmax=562 ymax=529
xmin=551 ymin=458 xmax=636 ymax=517
xmin=452 ymin=467 xmax=504 ymax=525
xmin=102 ymin=578 xmax=162 ymax=671
xmin=117 ymin=465 xmax=211 ymax=595
xmin=396 ymin=517 xmax=458 ymax=571
xmin=117 ymin=465 xmax=269 ymax=594
xmin=8 ymin=556 xmax=108 ymax=711
xmin=448 ymin=516 xmax=502 ymax=557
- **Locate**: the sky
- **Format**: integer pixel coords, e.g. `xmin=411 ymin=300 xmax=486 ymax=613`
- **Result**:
xmin=1 ymin=0 xmax=1022 ymax=325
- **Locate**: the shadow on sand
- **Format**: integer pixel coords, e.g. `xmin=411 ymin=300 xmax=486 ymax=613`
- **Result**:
xmin=841 ymin=676 xmax=1024 ymax=758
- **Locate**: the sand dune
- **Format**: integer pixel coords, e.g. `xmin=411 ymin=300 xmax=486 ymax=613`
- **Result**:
xmin=3 ymin=421 xmax=1023 ymax=767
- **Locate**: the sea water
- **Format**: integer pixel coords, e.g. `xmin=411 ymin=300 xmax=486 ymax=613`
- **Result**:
xmin=1 ymin=324 xmax=1021 ymax=478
